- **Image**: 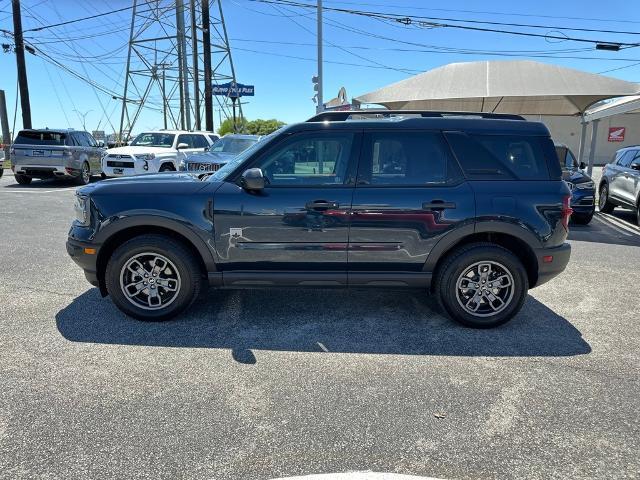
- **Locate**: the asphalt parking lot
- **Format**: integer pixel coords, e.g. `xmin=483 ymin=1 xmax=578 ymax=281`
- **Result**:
xmin=0 ymin=171 xmax=639 ymax=480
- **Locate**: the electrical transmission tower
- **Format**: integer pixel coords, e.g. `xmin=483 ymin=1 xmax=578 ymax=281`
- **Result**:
xmin=118 ymin=0 xmax=241 ymax=141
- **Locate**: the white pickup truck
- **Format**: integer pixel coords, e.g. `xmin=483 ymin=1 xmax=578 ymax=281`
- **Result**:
xmin=101 ymin=130 xmax=218 ymax=177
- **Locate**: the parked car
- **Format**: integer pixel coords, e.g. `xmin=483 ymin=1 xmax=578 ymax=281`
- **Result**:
xmin=598 ymin=145 xmax=640 ymax=225
xmin=67 ymin=110 xmax=572 ymax=328
xmin=11 ymin=129 xmax=104 ymax=185
xmin=180 ymin=134 xmax=260 ymax=173
xmin=101 ymin=130 xmax=215 ymax=177
xmin=555 ymin=143 xmax=595 ymax=224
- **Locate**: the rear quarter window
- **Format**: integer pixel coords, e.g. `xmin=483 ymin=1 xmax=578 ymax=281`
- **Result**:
xmin=14 ymin=131 xmax=66 ymax=146
xmin=445 ymin=132 xmax=557 ymax=180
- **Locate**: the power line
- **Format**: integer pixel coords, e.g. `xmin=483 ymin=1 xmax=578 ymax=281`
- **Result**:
xmin=246 ymin=0 xmax=640 ymax=47
xmin=22 ymin=3 xmax=140 ymax=32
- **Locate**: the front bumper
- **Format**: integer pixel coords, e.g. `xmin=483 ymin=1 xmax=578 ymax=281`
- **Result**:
xmin=570 ymin=189 xmax=596 ymax=215
xmin=534 ymin=242 xmax=571 ymax=287
xmin=66 ymin=237 xmax=100 ymax=287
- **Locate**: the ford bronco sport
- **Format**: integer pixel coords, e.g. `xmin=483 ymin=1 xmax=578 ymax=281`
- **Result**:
xmin=67 ymin=111 xmax=572 ymax=328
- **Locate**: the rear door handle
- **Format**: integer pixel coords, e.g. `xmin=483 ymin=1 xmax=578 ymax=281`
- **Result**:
xmin=306 ymin=200 xmax=339 ymax=210
xmin=422 ymin=200 xmax=456 ymax=210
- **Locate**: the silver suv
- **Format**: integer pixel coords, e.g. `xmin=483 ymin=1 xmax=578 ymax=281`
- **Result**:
xmin=11 ymin=129 xmax=104 ymax=185
xmin=599 ymin=145 xmax=640 ymax=225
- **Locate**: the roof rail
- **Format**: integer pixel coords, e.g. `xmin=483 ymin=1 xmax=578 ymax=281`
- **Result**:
xmin=306 ymin=110 xmax=526 ymax=122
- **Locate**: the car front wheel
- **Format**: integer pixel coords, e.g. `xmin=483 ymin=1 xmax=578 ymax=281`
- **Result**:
xmin=435 ymin=243 xmax=528 ymax=328
xmin=599 ymin=184 xmax=614 ymax=213
xmin=105 ymin=234 xmax=203 ymax=321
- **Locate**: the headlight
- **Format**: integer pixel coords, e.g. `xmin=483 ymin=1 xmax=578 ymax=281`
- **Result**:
xmin=575 ymin=181 xmax=594 ymax=190
xmin=73 ymin=193 xmax=90 ymax=226
xmin=136 ymin=153 xmax=155 ymax=161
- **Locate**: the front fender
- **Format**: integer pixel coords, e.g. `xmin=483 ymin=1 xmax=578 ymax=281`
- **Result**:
xmin=94 ymin=210 xmax=217 ymax=272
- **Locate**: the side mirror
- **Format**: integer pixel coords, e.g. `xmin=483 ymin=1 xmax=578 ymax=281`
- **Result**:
xmin=240 ymin=168 xmax=265 ymax=191
xmin=579 ymin=161 xmax=587 ymax=170
xmin=631 ymin=162 xmax=640 ymax=171
xmin=177 ymin=143 xmax=189 ymax=150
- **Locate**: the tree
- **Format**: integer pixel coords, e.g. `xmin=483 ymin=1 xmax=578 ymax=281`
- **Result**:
xmin=217 ymin=117 xmax=285 ymax=136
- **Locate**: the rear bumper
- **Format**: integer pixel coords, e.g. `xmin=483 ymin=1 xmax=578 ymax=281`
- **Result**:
xmin=12 ymin=164 xmax=76 ymax=178
xmin=66 ymin=238 xmax=100 ymax=287
xmin=534 ymin=242 xmax=571 ymax=287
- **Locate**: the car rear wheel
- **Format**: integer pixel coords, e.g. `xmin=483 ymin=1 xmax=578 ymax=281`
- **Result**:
xmin=599 ymin=184 xmax=615 ymax=213
xmin=435 ymin=243 xmax=528 ymax=328
xmin=105 ymin=234 xmax=202 ymax=321
xmin=75 ymin=162 xmax=91 ymax=185
xmin=159 ymin=163 xmax=175 ymax=172
xmin=15 ymin=173 xmax=32 ymax=185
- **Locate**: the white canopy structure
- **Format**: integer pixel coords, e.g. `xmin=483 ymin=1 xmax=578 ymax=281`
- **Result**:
xmin=355 ymin=60 xmax=640 ymax=172
xmin=355 ymin=60 xmax=640 ymax=116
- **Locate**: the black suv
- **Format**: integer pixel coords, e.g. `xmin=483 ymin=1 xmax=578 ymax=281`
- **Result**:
xmin=67 ymin=111 xmax=572 ymax=328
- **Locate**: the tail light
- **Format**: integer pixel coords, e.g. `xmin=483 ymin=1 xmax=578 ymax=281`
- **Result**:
xmin=561 ymin=195 xmax=573 ymax=230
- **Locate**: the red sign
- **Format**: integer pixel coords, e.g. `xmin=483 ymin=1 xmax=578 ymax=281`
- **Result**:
xmin=608 ymin=127 xmax=626 ymax=142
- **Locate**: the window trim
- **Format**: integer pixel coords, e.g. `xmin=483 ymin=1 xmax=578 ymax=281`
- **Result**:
xmin=355 ymin=129 xmax=465 ymax=188
xmin=235 ymin=130 xmax=362 ymax=188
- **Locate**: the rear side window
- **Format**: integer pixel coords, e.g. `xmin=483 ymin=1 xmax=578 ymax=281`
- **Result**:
xmin=192 ymin=134 xmax=209 ymax=149
xmin=14 ymin=131 xmax=66 ymax=146
xmin=445 ymin=132 xmax=554 ymax=180
xmin=359 ymin=131 xmax=463 ymax=186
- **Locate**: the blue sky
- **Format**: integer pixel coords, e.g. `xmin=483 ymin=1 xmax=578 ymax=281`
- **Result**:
xmin=1 ymin=0 xmax=639 ymax=135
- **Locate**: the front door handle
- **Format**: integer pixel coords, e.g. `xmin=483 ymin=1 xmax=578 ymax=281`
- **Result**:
xmin=306 ymin=200 xmax=339 ymax=210
xmin=422 ymin=200 xmax=456 ymax=210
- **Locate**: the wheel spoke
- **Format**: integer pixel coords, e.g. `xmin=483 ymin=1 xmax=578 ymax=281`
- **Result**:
xmin=147 ymin=287 xmax=161 ymax=307
xmin=151 ymin=257 xmax=168 ymax=275
xmin=493 ymin=274 xmax=512 ymax=288
xmin=124 ymin=280 xmax=146 ymax=298
xmin=156 ymin=278 xmax=179 ymax=291
xmin=484 ymin=291 xmax=505 ymax=311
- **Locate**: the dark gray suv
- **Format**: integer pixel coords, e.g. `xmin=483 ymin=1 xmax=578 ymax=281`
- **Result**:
xmin=599 ymin=145 xmax=640 ymax=225
xmin=11 ymin=129 xmax=104 ymax=185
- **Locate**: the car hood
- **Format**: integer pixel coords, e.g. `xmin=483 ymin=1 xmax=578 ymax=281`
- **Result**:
xmin=185 ymin=151 xmax=235 ymax=164
xmin=105 ymin=145 xmax=175 ymax=155
xmin=562 ymin=168 xmax=592 ymax=185
xmin=77 ymin=172 xmax=213 ymax=196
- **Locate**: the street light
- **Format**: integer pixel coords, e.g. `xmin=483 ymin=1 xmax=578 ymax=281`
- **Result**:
xmin=73 ymin=109 xmax=93 ymax=131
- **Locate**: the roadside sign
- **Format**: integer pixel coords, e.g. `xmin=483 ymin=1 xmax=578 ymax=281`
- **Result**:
xmin=92 ymin=130 xmax=105 ymax=140
xmin=213 ymin=82 xmax=255 ymax=98
xmin=608 ymin=127 xmax=625 ymax=142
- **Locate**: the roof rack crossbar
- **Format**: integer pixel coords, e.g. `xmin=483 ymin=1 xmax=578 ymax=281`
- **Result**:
xmin=306 ymin=110 xmax=526 ymax=122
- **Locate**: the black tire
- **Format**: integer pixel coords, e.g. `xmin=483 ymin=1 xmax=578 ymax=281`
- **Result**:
xmin=435 ymin=243 xmax=528 ymax=328
xmin=15 ymin=173 xmax=32 ymax=185
xmin=0 ymin=167 xmax=3 ymax=178
xmin=636 ymin=202 xmax=640 ymax=227
xmin=598 ymin=184 xmax=615 ymax=213
xmin=105 ymin=234 xmax=203 ymax=321
xmin=100 ymin=172 xmax=108 ymax=180
xmin=571 ymin=212 xmax=594 ymax=225
xmin=159 ymin=163 xmax=175 ymax=172
xmin=75 ymin=161 xmax=91 ymax=185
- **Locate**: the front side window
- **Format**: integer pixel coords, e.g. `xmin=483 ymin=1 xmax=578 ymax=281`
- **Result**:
xmin=565 ymin=149 xmax=578 ymax=169
xmin=192 ymin=134 xmax=209 ymax=149
xmin=359 ymin=131 xmax=461 ymax=185
xmin=618 ymin=150 xmax=636 ymax=167
xmin=176 ymin=134 xmax=196 ymax=148
xmin=253 ymin=132 xmax=353 ymax=186
xmin=131 ymin=133 xmax=175 ymax=148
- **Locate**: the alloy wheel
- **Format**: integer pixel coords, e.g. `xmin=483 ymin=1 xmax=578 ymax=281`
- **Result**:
xmin=119 ymin=252 xmax=182 ymax=310
xmin=455 ymin=261 xmax=515 ymax=317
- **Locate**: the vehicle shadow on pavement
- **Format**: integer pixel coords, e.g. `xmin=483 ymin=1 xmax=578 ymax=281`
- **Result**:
xmin=568 ymin=210 xmax=640 ymax=247
xmin=56 ymin=288 xmax=591 ymax=361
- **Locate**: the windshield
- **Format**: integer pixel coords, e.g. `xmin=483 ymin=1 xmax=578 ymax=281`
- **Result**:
xmin=209 ymin=136 xmax=258 ymax=154
xmin=131 ymin=132 xmax=175 ymax=148
xmin=207 ymin=132 xmax=276 ymax=182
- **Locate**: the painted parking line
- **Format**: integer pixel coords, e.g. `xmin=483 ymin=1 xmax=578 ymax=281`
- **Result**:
xmin=597 ymin=212 xmax=640 ymax=235
xmin=592 ymin=214 xmax=633 ymax=237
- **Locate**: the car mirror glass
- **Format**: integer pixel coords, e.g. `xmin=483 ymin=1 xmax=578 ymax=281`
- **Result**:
xmin=579 ymin=161 xmax=586 ymax=170
xmin=240 ymin=168 xmax=265 ymax=191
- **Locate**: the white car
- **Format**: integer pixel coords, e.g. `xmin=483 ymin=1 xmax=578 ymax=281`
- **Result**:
xmin=101 ymin=130 xmax=219 ymax=177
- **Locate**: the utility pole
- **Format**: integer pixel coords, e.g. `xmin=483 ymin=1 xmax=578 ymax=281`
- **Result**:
xmin=201 ymin=1 xmax=214 ymax=132
xmin=12 ymin=0 xmax=31 ymax=129
xmin=176 ymin=0 xmax=191 ymax=130
xmin=316 ymin=0 xmax=323 ymax=114
xmin=0 ymin=90 xmax=10 ymax=178
xmin=190 ymin=0 xmax=201 ymax=130
xmin=202 ymin=0 xmax=213 ymax=132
